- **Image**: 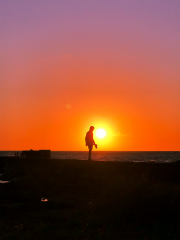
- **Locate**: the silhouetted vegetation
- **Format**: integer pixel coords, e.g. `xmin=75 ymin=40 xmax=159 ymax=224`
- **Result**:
xmin=1 ymin=158 xmax=180 ymax=239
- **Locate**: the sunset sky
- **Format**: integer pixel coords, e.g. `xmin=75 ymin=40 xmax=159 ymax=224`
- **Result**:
xmin=1 ymin=0 xmax=180 ymax=151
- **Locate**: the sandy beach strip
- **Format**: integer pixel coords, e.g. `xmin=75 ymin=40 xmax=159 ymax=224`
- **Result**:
xmin=1 ymin=157 xmax=180 ymax=239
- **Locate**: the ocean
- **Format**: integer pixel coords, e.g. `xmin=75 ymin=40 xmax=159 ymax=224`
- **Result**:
xmin=0 ymin=151 xmax=180 ymax=163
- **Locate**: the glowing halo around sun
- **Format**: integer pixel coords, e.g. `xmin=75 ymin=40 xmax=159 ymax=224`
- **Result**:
xmin=95 ymin=128 xmax=106 ymax=138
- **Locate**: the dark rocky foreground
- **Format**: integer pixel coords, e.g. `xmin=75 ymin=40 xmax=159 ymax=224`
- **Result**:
xmin=1 ymin=157 xmax=180 ymax=240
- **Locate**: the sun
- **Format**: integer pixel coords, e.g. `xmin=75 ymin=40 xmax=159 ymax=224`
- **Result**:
xmin=95 ymin=128 xmax=106 ymax=138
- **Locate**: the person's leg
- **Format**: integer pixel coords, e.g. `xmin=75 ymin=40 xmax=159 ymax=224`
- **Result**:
xmin=88 ymin=145 xmax=93 ymax=160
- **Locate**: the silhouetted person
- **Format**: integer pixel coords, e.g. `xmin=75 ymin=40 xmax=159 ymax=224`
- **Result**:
xmin=85 ymin=126 xmax=97 ymax=160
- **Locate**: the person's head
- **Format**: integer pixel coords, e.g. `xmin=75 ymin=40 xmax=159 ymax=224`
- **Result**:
xmin=89 ymin=126 xmax=94 ymax=132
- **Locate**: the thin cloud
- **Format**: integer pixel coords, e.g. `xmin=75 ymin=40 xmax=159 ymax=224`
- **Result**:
xmin=111 ymin=132 xmax=132 ymax=137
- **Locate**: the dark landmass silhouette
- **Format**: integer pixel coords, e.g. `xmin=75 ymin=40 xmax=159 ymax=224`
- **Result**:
xmin=1 ymin=157 xmax=180 ymax=239
xmin=20 ymin=149 xmax=51 ymax=159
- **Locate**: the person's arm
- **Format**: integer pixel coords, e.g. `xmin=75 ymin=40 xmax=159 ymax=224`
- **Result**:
xmin=92 ymin=133 xmax=95 ymax=145
xmin=92 ymin=137 xmax=97 ymax=148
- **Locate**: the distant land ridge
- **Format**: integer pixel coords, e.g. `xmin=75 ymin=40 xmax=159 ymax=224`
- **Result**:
xmin=20 ymin=149 xmax=51 ymax=159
